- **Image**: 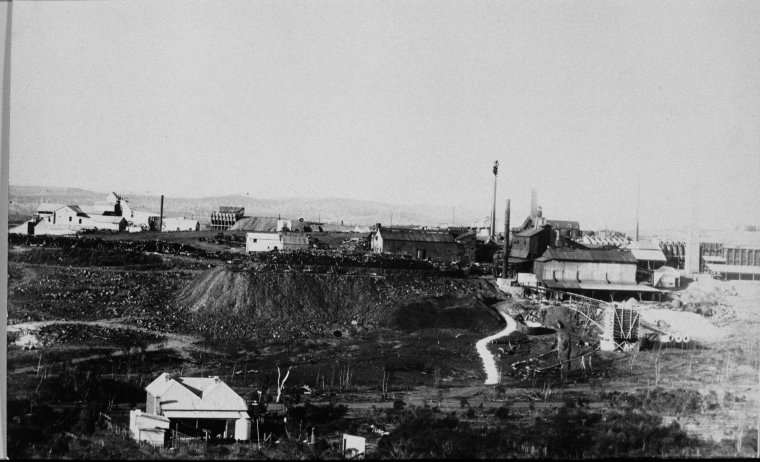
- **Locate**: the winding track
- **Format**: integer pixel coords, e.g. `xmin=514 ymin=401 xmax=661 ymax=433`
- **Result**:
xmin=475 ymin=306 xmax=518 ymax=385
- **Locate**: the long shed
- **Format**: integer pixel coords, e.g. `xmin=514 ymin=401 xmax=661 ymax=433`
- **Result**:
xmin=371 ymin=228 xmax=458 ymax=262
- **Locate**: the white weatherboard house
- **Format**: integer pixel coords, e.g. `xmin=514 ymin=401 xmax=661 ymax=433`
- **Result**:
xmin=245 ymin=232 xmax=309 ymax=252
xmin=130 ymin=373 xmax=251 ymax=446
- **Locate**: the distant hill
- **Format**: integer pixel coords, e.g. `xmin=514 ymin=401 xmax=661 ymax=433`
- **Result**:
xmin=9 ymin=185 xmax=485 ymax=227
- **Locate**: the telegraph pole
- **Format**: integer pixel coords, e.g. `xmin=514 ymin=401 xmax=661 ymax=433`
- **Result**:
xmin=490 ymin=160 xmax=499 ymax=241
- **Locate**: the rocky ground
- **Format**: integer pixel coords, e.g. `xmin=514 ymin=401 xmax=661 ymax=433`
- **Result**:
xmin=6 ymin=235 xmax=760 ymax=459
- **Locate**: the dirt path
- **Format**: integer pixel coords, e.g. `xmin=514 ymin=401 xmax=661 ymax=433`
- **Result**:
xmin=8 ymin=319 xmax=209 ymax=371
xmin=476 ymin=305 xmax=518 ymax=385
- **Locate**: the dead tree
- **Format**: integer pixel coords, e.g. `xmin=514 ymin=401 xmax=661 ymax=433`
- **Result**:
xmin=276 ymin=366 xmax=292 ymax=403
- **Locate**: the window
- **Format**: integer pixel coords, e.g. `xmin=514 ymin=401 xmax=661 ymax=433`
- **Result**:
xmin=253 ymin=239 xmax=257 ymax=243
xmin=78 ymin=219 xmax=81 ymax=224
xmin=69 ymin=216 xmax=72 ymax=222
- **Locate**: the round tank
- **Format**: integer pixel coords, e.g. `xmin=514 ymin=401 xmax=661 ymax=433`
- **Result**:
xmin=235 ymin=418 xmax=251 ymax=441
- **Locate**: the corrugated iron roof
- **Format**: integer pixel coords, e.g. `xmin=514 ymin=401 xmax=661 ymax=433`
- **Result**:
xmin=536 ymin=248 xmax=637 ymax=264
xmin=148 ymin=374 xmax=248 ymax=413
xmin=219 ymin=206 xmax=245 ymax=214
xmin=541 ymin=280 xmax=661 ymax=293
xmin=515 ymin=228 xmax=545 ymax=237
xmin=629 ymin=248 xmax=667 ymax=262
xmin=380 ymin=229 xmax=456 ymax=243
xmin=546 ymin=219 xmax=580 ymax=229
xmin=230 ymin=216 xmax=279 ymax=232
xmin=706 ymin=263 xmax=760 ymax=275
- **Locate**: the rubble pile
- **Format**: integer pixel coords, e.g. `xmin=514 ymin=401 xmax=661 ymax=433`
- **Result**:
xmin=176 ymin=267 xmax=501 ymax=346
xmin=36 ymin=324 xmax=161 ymax=347
xmin=674 ymin=277 xmax=737 ymax=308
xmin=8 ymin=265 xmax=193 ymax=332
xmin=10 ymin=234 xmax=447 ymax=272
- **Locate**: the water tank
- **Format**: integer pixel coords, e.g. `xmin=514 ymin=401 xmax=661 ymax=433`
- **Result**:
xmin=235 ymin=418 xmax=251 ymax=441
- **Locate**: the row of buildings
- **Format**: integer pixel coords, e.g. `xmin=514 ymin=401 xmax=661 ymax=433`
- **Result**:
xmin=10 ymin=193 xmax=200 ymax=236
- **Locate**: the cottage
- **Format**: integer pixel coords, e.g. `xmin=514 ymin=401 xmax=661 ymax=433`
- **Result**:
xmin=130 ymin=373 xmax=251 ymax=446
xmin=246 ymin=232 xmax=309 ymax=252
xmin=533 ymin=248 xmax=661 ymax=301
xmin=371 ymin=227 xmax=459 ymax=262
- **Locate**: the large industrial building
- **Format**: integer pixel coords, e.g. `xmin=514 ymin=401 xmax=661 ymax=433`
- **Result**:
xmin=532 ymin=248 xmax=661 ymax=301
xmin=703 ymin=243 xmax=760 ymax=281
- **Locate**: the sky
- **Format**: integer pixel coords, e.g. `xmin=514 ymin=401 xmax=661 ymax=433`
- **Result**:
xmin=8 ymin=0 xmax=760 ymax=232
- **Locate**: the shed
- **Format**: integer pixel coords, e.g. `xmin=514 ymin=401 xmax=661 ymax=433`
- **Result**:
xmin=533 ymin=248 xmax=660 ymax=301
xmin=372 ymin=228 xmax=458 ymax=262
xmin=626 ymin=241 xmax=667 ymax=270
xmin=246 ymin=232 xmax=309 ymax=252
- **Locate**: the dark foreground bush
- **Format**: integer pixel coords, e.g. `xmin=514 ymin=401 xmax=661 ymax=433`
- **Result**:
xmin=377 ymin=405 xmax=712 ymax=459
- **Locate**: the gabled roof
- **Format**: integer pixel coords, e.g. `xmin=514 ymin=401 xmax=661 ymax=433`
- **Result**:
xmin=515 ymin=227 xmax=548 ymax=238
xmin=379 ymin=229 xmax=456 ymax=243
xmin=230 ymin=216 xmax=279 ymax=232
xmin=146 ymin=373 xmax=248 ymax=412
xmin=545 ymin=219 xmax=580 ymax=230
xmin=624 ymin=240 xmax=667 ymax=262
xmin=535 ymin=248 xmax=637 ymax=264
xmin=37 ymin=203 xmax=65 ymax=213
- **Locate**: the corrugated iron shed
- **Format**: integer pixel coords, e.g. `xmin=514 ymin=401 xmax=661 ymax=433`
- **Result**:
xmin=535 ymin=248 xmax=637 ymax=264
xmin=229 ymin=216 xmax=279 ymax=232
xmin=380 ymin=229 xmax=456 ymax=243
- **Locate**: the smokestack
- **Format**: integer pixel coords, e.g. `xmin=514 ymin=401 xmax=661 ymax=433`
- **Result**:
xmin=502 ymin=199 xmax=510 ymax=278
xmin=491 ymin=160 xmax=499 ymax=240
xmin=635 ymin=176 xmax=641 ymax=242
xmin=530 ymin=189 xmax=538 ymax=216
xmin=159 ymin=195 xmax=164 ymax=233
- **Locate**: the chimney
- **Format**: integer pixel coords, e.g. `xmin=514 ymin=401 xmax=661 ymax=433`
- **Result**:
xmin=376 ymin=223 xmax=381 ymax=230
xmin=502 ymin=199 xmax=510 ymax=278
xmin=159 ymin=195 xmax=164 ymax=233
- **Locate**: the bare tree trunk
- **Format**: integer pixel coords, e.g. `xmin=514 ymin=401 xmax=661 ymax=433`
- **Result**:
xmin=276 ymin=366 xmax=292 ymax=403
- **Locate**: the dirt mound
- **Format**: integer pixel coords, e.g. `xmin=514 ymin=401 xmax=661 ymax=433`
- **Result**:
xmin=176 ymin=267 xmax=501 ymax=346
xmin=387 ymin=296 xmax=502 ymax=332
xmin=675 ymin=277 xmax=737 ymax=307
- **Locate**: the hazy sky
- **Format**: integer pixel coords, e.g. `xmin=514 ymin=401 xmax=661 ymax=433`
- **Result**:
xmin=9 ymin=0 xmax=760 ymax=231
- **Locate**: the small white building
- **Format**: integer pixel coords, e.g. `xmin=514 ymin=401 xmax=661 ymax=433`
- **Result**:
xmin=653 ymin=266 xmax=681 ymax=289
xmin=129 ymin=410 xmax=171 ymax=446
xmin=342 ymin=434 xmax=366 ymax=458
xmin=246 ymin=232 xmax=309 ymax=252
xmin=132 ymin=373 xmax=251 ymax=446
xmin=162 ymin=218 xmax=200 ymax=232
xmin=86 ymin=215 xmax=128 ymax=232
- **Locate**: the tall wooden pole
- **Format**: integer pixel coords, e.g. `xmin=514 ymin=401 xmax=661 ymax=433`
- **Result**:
xmin=0 ymin=2 xmax=12 ymax=457
xmin=491 ymin=160 xmax=498 ymax=240
xmin=159 ymin=195 xmax=164 ymax=233
xmin=503 ymin=199 xmax=510 ymax=277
